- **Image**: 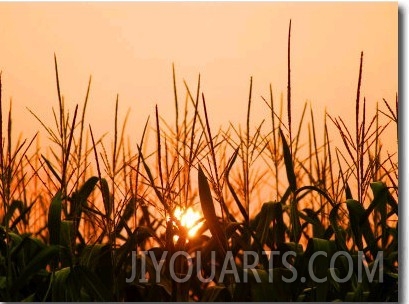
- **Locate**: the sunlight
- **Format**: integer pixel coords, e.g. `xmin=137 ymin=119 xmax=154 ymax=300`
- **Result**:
xmin=174 ymin=207 xmax=203 ymax=238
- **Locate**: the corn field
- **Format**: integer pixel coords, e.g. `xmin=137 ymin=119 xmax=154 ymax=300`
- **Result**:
xmin=0 ymin=23 xmax=398 ymax=301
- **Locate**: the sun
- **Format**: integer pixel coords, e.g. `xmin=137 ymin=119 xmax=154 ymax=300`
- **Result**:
xmin=174 ymin=207 xmax=203 ymax=238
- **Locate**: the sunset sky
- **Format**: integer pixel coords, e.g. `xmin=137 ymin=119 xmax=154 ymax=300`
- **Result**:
xmin=0 ymin=2 xmax=398 ymax=153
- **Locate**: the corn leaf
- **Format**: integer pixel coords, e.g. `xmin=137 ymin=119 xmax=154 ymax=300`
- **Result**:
xmin=12 ymin=245 xmax=60 ymax=293
xmin=346 ymin=199 xmax=377 ymax=256
xmin=201 ymin=285 xmax=232 ymax=302
xmin=279 ymin=128 xmax=297 ymax=192
xmin=198 ymin=166 xmax=227 ymax=255
xmin=48 ymin=191 xmax=62 ymax=245
xmin=303 ymin=238 xmax=337 ymax=301
xmin=76 ymin=176 xmax=99 ymax=206
xmin=100 ymin=178 xmax=111 ymax=218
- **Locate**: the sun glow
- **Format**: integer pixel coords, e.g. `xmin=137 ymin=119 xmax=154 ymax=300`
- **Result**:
xmin=174 ymin=207 xmax=203 ymax=238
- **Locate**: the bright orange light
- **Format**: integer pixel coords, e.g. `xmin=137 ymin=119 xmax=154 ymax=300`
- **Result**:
xmin=174 ymin=207 xmax=203 ymax=238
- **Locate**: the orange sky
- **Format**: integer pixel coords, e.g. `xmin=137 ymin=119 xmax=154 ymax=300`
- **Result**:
xmin=0 ymin=2 xmax=398 ymax=154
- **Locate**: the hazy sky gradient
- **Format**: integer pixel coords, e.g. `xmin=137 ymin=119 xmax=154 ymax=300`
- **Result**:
xmin=0 ymin=2 xmax=397 ymax=152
